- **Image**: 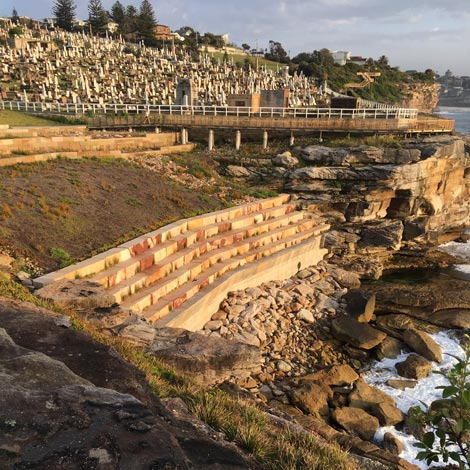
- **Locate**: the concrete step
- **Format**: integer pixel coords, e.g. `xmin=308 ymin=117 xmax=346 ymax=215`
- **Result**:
xmin=92 ymin=208 xmax=304 ymax=297
xmin=33 ymin=194 xmax=293 ymax=287
xmin=119 ymin=216 xmax=318 ymax=312
xmin=142 ymin=224 xmax=329 ymax=323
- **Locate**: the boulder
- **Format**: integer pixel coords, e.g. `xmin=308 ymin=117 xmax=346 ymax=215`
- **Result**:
xmin=372 ymin=402 xmax=404 ymax=426
xmin=331 ymin=316 xmax=387 ymax=350
xmin=299 ymin=364 xmax=359 ymax=387
xmin=383 ymin=432 xmax=405 ymax=455
xmin=386 ymin=379 xmax=418 ymax=390
xmin=151 ymin=328 xmax=262 ymax=385
xmin=119 ymin=321 xmax=156 ymax=345
xmin=403 ymin=329 xmax=442 ymax=362
xmin=328 ymin=267 xmax=361 ymax=289
xmin=331 ymin=407 xmax=379 ymax=441
xmin=36 ymin=279 xmax=116 ymax=311
xmin=349 ymin=379 xmax=396 ymax=413
xmin=375 ymin=336 xmax=406 ymax=360
xmin=428 ymin=308 xmax=470 ymax=329
xmin=288 ymin=382 xmax=333 ymax=417
xmin=296 ymin=308 xmax=314 ymax=323
xmin=0 ymin=299 xmax=260 ymax=470
xmin=344 ymin=290 xmax=376 ymax=323
xmin=272 ymin=151 xmax=299 ymax=168
xmin=395 ymin=354 xmax=432 ymax=379
xmin=225 ymin=165 xmax=252 ymax=177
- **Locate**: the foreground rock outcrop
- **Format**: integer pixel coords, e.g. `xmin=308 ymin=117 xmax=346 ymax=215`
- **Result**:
xmin=0 ymin=297 xmax=261 ymax=469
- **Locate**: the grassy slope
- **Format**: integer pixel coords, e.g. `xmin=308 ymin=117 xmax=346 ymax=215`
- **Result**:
xmin=0 ymin=156 xmax=226 ymax=272
xmin=0 ymin=109 xmax=64 ymax=127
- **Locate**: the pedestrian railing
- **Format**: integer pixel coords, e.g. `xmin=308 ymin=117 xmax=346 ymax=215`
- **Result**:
xmin=0 ymin=100 xmax=419 ymax=120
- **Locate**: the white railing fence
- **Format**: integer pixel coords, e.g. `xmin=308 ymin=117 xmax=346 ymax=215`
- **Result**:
xmin=0 ymin=100 xmax=419 ymax=120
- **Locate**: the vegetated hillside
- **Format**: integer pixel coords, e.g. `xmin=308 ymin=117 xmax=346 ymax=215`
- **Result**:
xmin=290 ymin=52 xmax=435 ymax=104
xmin=0 ymin=154 xmax=248 ymax=273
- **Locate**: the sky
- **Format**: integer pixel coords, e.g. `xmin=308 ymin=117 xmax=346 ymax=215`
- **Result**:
xmin=2 ymin=0 xmax=470 ymax=76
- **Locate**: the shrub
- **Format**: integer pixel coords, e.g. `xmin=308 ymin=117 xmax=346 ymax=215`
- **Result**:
xmin=50 ymin=247 xmax=73 ymax=268
xmin=414 ymin=337 xmax=470 ymax=469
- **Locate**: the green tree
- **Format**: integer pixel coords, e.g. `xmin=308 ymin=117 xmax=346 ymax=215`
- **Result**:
xmin=265 ymin=40 xmax=289 ymax=63
xmin=88 ymin=0 xmax=108 ymax=34
xmin=110 ymin=1 xmax=126 ymax=29
xmin=125 ymin=5 xmax=138 ymax=34
xmin=11 ymin=8 xmax=19 ymax=23
xmin=52 ymin=0 xmax=76 ymax=31
xmin=414 ymin=339 xmax=470 ymax=469
xmin=138 ymin=0 xmax=157 ymax=46
xmin=242 ymin=43 xmax=250 ymax=52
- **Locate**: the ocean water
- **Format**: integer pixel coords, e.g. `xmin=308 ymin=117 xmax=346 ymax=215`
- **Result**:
xmin=435 ymin=106 xmax=470 ymax=134
xmin=364 ymin=332 xmax=465 ymax=469
xmin=362 ymin=240 xmax=470 ymax=468
xmin=439 ymin=239 xmax=470 ymax=277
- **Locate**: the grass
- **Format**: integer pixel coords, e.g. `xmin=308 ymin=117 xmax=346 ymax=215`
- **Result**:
xmin=0 ymin=274 xmax=359 ymax=470
xmin=0 ymin=109 xmax=65 ymax=127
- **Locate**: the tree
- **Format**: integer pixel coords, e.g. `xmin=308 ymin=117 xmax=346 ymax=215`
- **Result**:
xmin=138 ymin=0 xmax=157 ymax=46
xmin=242 ymin=43 xmax=250 ymax=52
xmin=52 ymin=0 xmax=76 ymax=31
xmin=377 ymin=55 xmax=389 ymax=67
xmin=88 ymin=0 xmax=108 ymax=34
xmin=110 ymin=1 xmax=126 ymax=28
xmin=265 ymin=40 xmax=289 ymax=63
xmin=125 ymin=5 xmax=138 ymax=34
xmin=11 ymin=8 xmax=19 ymax=23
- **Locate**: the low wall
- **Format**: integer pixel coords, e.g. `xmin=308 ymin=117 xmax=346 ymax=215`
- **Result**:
xmin=156 ymin=235 xmax=327 ymax=331
xmin=0 ymin=132 xmax=179 ymax=156
xmin=0 ymin=143 xmax=195 ymax=167
xmin=0 ymin=126 xmax=88 ymax=138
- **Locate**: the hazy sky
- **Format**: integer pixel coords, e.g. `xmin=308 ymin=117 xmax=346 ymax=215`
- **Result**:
xmin=2 ymin=0 xmax=469 ymax=76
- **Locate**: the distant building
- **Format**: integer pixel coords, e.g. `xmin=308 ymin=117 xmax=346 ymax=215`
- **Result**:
xmin=227 ymin=89 xmax=289 ymax=109
xmin=332 ymin=51 xmax=351 ymax=66
xmin=349 ymin=56 xmax=367 ymax=66
xmin=8 ymin=36 xmax=56 ymax=52
xmin=154 ymin=24 xmax=175 ymax=40
xmin=250 ymin=49 xmax=264 ymax=57
xmin=227 ymin=93 xmax=261 ymax=111
xmin=221 ymin=33 xmax=229 ymax=45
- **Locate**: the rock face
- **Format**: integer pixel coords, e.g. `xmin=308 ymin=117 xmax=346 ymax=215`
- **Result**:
xmin=398 ymin=82 xmax=441 ymax=113
xmin=289 ymin=138 xmax=470 ymax=246
xmin=0 ymin=298 xmax=260 ymax=469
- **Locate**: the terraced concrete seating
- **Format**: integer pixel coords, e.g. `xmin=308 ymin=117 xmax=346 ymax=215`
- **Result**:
xmin=34 ymin=195 xmax=329 ymax=326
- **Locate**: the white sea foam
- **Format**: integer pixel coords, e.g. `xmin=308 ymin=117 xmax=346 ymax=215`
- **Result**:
xmin=364 ymin=331 xmax=465 ymax=469
xmin=439 ymin=239 xmax=470 ymax=279
xmin=439 ymin=239 xmax=470 ymax=261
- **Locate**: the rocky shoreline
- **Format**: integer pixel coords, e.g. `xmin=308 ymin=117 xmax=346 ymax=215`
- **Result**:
xmin=31 ymin=245 xmax=470 ymax=470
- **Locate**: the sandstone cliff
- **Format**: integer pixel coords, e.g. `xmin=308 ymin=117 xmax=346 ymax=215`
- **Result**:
xmin=287 ymin=137 xmax=470 ymax=250
xmin=397 ymin=83 xmax=440 ymax=113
